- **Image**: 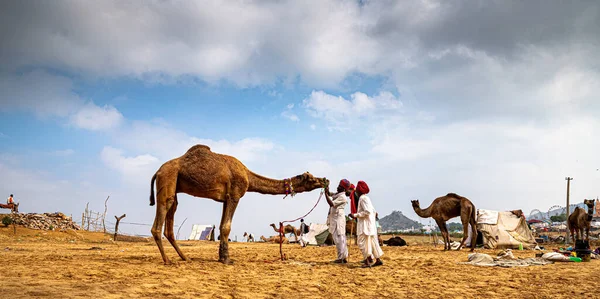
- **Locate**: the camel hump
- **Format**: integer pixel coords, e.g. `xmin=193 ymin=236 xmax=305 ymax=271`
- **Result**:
xmin=186 ymin=144 xmax=211 ymax=153
xmin=446 ymin=193 xmax=463 ymax=199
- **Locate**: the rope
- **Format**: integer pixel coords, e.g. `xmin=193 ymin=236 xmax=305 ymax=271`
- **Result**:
xmin=278 ymin=190 xmax=324 ymax=261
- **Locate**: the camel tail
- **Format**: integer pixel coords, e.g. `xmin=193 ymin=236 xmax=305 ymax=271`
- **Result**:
xmin=149 ymin=172 xmax=157 ymax=206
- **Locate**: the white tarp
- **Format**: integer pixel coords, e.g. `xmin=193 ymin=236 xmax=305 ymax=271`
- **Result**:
xmin=302 ymin=223 xmax=329 ymax=246
xmin=477 ymin=209 xmax=499 ymax=225
xmin=188 ymin=224 xmax=213 ymax=240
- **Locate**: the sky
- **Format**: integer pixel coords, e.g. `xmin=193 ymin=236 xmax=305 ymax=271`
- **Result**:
xmin=1 ymin=1 xmax=599 ymax=241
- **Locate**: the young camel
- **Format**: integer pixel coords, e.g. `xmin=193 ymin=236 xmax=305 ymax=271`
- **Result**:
xmin=149 ymin=144 xmax=327 ymax=264
xmin=411 ymin=193 xmax=477 ymax=251
xmin=269 ymin=223 xmax=300 ymax=240
xmin=568 ymin=199 xmax=596 ymax=244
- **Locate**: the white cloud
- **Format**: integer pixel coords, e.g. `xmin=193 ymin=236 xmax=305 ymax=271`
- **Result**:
xmin=302 ymin=90 xmax=402 ymax=129
xmin=281 ymin=103 xmax=300 ymax=122
xmin=70 ymin=102 xmax=124 ymax=131
xmin=0 ymin=70 xmax=125 ymax=131
xmin=100 ymin=146 xmax=160 ymax=185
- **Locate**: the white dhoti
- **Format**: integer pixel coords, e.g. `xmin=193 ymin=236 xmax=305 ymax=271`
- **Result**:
xmin=357 ymin=234 xmax=383 ymax=260
xmin=332 ymin=231 xmax=348 ymax=260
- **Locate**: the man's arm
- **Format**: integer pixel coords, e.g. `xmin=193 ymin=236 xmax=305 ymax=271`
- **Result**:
xmin=354 ymin=196 xmax=372 ymax=219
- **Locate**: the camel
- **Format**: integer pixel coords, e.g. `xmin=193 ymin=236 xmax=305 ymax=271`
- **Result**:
xmin=269 ymin=223 xmax=300 ymax=240
xmin=149 ymin=144 xmax=327 ymax=264
xmin=243 ymin=232 xmax=255 ymax=242
xmin=568 ymin=199 xmax=595 ymax=244
xmin=411 ymin=193 xmax=477 ymax=251
xmin=0 ymin=202 xmax=18 ymax=213
xmin=260 ymin=235 xmax=289 ymax=244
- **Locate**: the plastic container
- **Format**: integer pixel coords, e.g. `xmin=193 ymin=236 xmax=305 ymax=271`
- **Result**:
xmin=569 ymin=256 xmax=582 ymax=262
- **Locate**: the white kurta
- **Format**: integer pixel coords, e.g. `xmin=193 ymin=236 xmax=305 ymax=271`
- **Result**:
xmin=354 ymin=194 xmax=383 ymax=260
xmin=354 ymin=194 xmax=377 ymax=236
xmin=327 ymin=192 xmax=347 ymax=235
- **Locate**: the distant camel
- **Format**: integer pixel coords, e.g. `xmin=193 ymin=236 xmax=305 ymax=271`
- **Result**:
xmin=384 ymin=236 xmax=408 ymax=247
xmin=269 ymin=223 xmax=300 ymax=240
xmin=149 ymin=144 xmax=327 ymax=264
xmin=0 ymin=202 xmax=18 ymax=213
xmin=260 ymin=235 xmax=289 ymax=244
xmin=411 ymin=193 xmax=477 ymax=251
xmin=568 ymin=199 xmax=595 ymax=244
xmin=243 ymin=232 xmax=255 ymax=242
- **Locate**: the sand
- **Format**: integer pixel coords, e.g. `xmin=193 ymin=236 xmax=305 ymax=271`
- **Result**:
xmin=1 ymin=226 xmax=598 ymax=298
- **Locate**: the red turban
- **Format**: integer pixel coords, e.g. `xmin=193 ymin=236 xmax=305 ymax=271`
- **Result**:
xmin=356 ymin=180 xmax=369 ymax=195
xmin=338 ymin=179 xmax=351 ymax=190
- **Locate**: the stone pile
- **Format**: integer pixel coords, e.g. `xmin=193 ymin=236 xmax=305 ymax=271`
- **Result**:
xmin=10 ymin=212 xmax=81 ymax=231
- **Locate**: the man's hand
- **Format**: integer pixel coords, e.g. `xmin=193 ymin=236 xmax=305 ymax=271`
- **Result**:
xmin=348 ymin=213 xmax=354 ymax=219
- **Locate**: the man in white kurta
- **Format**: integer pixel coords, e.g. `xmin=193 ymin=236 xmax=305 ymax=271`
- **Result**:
xmin=350 ymin=180 xmax=383 ymax=267
xmin=325 ymin=179 xmax=350 ymax=263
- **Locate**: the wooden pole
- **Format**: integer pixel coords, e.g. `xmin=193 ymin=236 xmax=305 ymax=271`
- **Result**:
xmin=113 ymin=214 xmax=126 ymax=241
xmin=176 ymin=218 xmax=187 ymax=240
xmin=102 ymin=196 xmax=110 ymax=233
xmin=565 ymin=177 xmax=573 ymax=243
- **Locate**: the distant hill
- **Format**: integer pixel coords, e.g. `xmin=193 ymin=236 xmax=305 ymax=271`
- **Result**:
xmin=379 ymin=211 xmax=423 ymax=231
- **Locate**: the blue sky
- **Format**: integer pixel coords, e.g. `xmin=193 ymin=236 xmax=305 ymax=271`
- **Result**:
xmin=1 ymin=1 xmax=599 ymax=240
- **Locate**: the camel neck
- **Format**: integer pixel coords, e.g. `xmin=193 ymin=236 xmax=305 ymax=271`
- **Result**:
xmin=246 ymin=171 xmax=288 ymax=195
xmin=414 ymin=205 xmax=433 ymax=218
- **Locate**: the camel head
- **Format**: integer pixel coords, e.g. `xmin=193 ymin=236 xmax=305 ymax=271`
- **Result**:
xmin=290 ymin=172 xmax=328 ymax=193
xmin=410 ymin=200 xmax=420 ymax=210
xmin=269 ymin=223 xmax=277 ymax=229
xmin=260 ymin=236 xmax=267 ymax=242
xmin=584 ymin=199 xmax=595 ymax=209
xmin=243 ymin=232 xmax=248 ymax=237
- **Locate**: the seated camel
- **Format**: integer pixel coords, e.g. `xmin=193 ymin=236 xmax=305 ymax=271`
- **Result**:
xmin=0 ymin=202 xmax=18 ymax=213
xmin=568 ymin=199 xmax=596 ymax=243
xmin=243 ymin=232 xmax=255 ymax=242
xmin=260 ymin=235 xmax=289 ymax=244
xmin=269 ymin=223 xmax=299 ymax=240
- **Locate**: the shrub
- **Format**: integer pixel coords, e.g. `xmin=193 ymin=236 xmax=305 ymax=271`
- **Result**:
xmin=2 ymin=215 xmax=13 ymax=226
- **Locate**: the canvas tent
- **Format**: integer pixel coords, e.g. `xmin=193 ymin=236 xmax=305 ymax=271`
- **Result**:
xmin=188 ymin=224 xmax=214 ymax=241
xmin=475 ymin=209 xmax=537 ymax=249
xmin=301 ymin=223 xmax=333 ymax=246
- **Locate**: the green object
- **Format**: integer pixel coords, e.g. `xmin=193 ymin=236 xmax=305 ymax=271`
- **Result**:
xmin=569 ymin=257 xmax=582 ymax=262
xmin=518 ymin=243 xmax=523 ymax=250
xmin=2 ymin=215 xmax=13 ymax=226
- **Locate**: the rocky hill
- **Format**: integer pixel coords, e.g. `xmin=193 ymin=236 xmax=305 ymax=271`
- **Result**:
xmin=379 ymin=210 xmax=423 ymax=232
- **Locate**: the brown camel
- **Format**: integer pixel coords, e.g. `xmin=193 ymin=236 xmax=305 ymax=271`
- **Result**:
xmin=260 ymin=235 xmax=289 ymax=244
xmin=243 ymin=232 xmax=255 ymax=242
xmin=269 ymin=223 xmax=300 ymax=240
xmin=411 ymin=193 xmax=477 ymax=251
xmin=149 ymin=144 xmax=327 ymax=264
xmin=0 ymin=202 xmax=18 ymax=213
xmin=568 ymin=199 xmax=595 ymax=244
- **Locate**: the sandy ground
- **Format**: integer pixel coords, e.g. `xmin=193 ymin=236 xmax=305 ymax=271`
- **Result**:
xmin=1 ymin=226 xmax=598 ymax=299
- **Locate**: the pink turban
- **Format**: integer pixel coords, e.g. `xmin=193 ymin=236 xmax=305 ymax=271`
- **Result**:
xmin=356 ymin=180 xmax=370 ymax=195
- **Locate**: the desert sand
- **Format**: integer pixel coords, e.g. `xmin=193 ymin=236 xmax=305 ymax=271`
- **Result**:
xmin=0 ymin=226 xmax=597 ymax=299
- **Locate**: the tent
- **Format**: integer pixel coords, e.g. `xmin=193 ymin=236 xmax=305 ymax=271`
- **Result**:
xmin=188 ymin=224 xmax=214 ymax=241
xmin=475 ymin=209 xmax=537 ymax=249
xmin=301 ymin=223 xmax=333 ymax=246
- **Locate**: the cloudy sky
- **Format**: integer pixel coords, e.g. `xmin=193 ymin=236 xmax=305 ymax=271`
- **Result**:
xmin=1 ymin=1 xmax=599 ymax=240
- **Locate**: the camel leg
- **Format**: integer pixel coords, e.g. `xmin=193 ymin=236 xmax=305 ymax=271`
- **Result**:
xmin=469 ymin=218 xmax=477 ymax=251
xmin=585 ymin=226 xmax=590 ymax=242
xmin=435 ymin=219 xmax=449 ymax=250
xmin=164 ymin=195 xmax=190 ymax=262
xmin=151 ymin=191 xmax=174 ymax=265
xmin=218 ymin=198 xmax=240 ymax=264
xmin=457 ymin=211 xmax=471 ymax=251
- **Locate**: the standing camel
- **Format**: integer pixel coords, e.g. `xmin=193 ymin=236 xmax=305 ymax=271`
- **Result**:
xmin=411 ymin=193 xmax=477 ymax=251
xmin=269 ymin=223 xmax=300 ymax=240
xmin=568 ymin=199 xmax=595 ymax=244
xmin=150 ymin=144 xmax=327 ymax=264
